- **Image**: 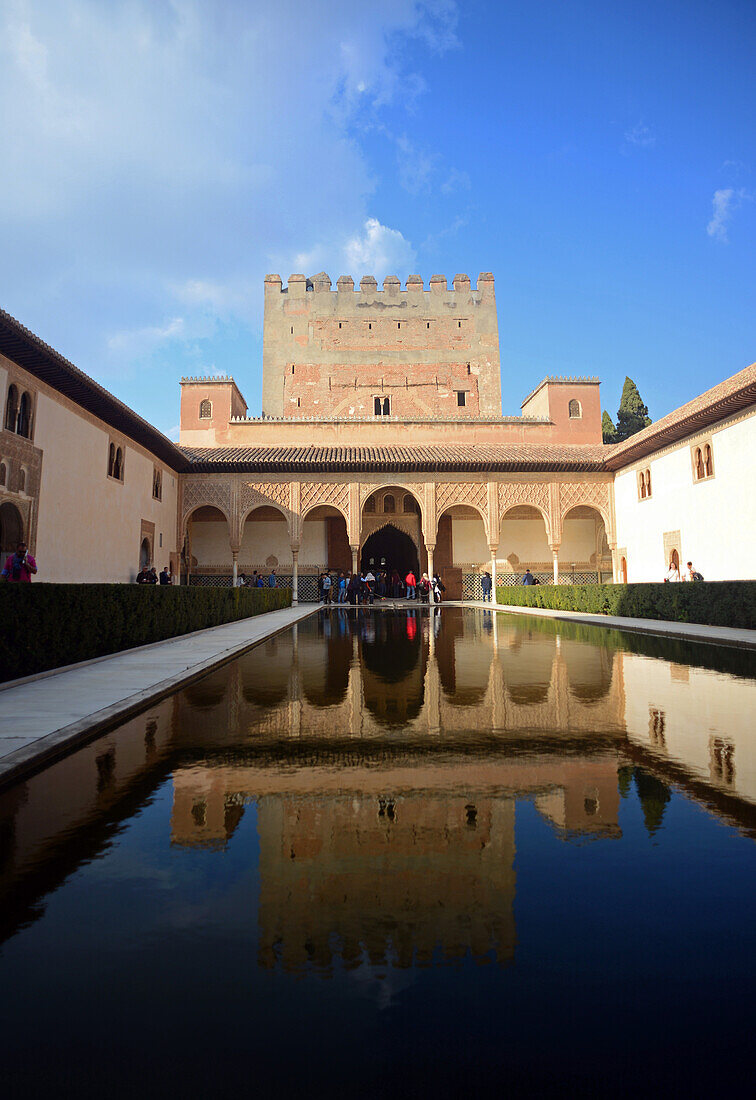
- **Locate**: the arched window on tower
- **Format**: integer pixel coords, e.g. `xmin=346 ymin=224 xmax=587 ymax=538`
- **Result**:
xmin=568 ymin=399 xmax=582 ymax=419
xmin=113 ymin=447 xmax=124 ymax=481
xmin=4 ymin=385 xmax=18 ymax=432
xmin=16 ymin=392 xmax=32 ymax=438
xmin=199 ymin=399 xmax=212 ymax=419
xmin=108 ymin=443 xmax=115 ymax=478
xmin=695 ymin=447 xmax=705 ymax=480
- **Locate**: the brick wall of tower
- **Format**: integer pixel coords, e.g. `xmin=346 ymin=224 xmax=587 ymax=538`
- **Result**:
xmin=262 ymin=273 xmax=502 ymax=419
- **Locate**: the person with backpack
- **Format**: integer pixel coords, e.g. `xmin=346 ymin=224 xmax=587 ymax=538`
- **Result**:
xmin=2 ymin=542 xmax=37 ymax=583
xmin=686 ymin=561 xmax=704 ymax=581
xmin=481 ymin=571 xmax=492 ymax=602
xmin=431 ymin=573 xmax=445 ymax=604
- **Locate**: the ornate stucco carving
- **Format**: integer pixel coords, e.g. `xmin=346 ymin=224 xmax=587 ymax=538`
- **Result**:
xmin=559 ymin=481 xmax=613 ymax=540
xmin=436 ymin=481 xmax=489 ymax=517
xmin=181 ymin=479 xmax=233 ymax=528
xmin=300 ymin=481 xmax=350 ymax=519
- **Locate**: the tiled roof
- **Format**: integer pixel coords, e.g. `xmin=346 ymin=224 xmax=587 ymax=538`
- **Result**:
xmin=605 ymin=362 xmax=756 ymax=469
xmin=0 ymin=307 xmax=190 ymax=471
xmin=181 ymin=442 xmax=609 ymax=473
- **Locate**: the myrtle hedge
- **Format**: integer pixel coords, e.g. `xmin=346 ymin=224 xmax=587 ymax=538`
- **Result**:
xmin=0 ymin=584 xmax=292 ymax=683
xmin=494 ymin=581 xmax=756 ymax=630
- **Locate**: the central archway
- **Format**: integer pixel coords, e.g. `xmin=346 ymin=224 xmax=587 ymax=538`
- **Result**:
xmin=360 ymin=524 xmax=418 ymax=577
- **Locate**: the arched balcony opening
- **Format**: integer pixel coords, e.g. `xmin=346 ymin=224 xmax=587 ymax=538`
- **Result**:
xmin=437 ymin=503 xmax=488 ymax=600
xmin=240 ymin=505 xmax=290 ymax=587
xmin=560 ymin=505 xmax=611 ymax=584
xmin=184 ymin=505 xmax=233 ymax=585
xmin=497 ymin=505 xmax=551 ymax=587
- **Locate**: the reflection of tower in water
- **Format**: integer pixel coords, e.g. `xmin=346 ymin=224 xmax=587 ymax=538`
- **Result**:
xmin=256 ymin=790 xmax=516 ymax=973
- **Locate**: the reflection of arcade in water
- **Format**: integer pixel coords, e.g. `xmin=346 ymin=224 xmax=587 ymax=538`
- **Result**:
xmin=1 ymin=608 xmax=754 ymax=971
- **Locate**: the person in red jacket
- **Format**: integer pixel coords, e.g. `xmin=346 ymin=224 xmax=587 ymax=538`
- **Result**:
xmin=2 ymin=542 xmax=37 ymax=582
xmin=405 ymin=570 xmax=417 ymax=600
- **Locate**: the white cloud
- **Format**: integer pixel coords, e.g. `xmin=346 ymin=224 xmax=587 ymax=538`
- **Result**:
xmin=706 ymin=187 xmax=749 ymax=242
xmin=396 ymin=135 xmax=438 ymax=193
xmin=107 ymin=317 xmax=187 ymax=356
xmin=343 ymin=218 xmax=416 ymax=278
xmin=0 ymin=0 xmax=457 ymax=381
xmin=623 ymin=122 xmax=655 ymax=151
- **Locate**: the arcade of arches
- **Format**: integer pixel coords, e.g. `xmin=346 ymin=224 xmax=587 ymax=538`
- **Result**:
xmin=180 ymin=475 xmax=615 ymax=599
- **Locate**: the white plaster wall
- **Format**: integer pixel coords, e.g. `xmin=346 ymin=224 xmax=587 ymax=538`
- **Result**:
xmin=622 ymin=651 xmax=756 ymax=805
xmin=189 ymin=519 xmax=230 ymax=566
xmin=33 ymin=392 xmax=179 ymax=582
xmin=614 ymin=411 xmax=756 ymax=581
xmin=451 ymin=516 xmax=489 ymax=565
xmin=560 ymin=518 xmax=599 ymax=563
xmin=240 ymin=518 xmax=291 ymax=568
xmin=497 ymin=517 xmax=551 ymax=563
xmin=300 ymin=518 xmax=327 ymax=567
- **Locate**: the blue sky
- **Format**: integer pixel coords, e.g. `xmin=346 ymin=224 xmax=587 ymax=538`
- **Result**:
xmin=1 ymin=0 xmax=753 ymax=437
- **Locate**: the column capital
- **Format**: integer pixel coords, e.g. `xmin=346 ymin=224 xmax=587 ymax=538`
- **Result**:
xmin=549 ymin=542 xmax=561 ymax=553
xmin=290 ymin=542 xmax=300 ymax=553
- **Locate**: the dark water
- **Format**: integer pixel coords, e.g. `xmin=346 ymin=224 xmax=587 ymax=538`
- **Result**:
xmin=1 ymin=608 xmax=755 ymax=1097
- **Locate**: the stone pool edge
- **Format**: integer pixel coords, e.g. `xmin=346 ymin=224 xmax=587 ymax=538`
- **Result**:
xmin=475 ymin=600 xmax=756 ymax=650
xmin=0 ymin=604 xmax=319 ymax=791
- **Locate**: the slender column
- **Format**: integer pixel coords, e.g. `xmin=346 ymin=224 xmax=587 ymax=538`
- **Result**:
xmin=351 ymin=545 xmax=359 ymax=576
xmin=489 ymin=544 xmax=498 ymax=603
xmin=426 ymin=543 xmax=435 ymax=584
xmin=550 ymin=544 xmax=560 ymax=585
xmin=291 ymin=546 xmax=299 ymax=604
xmin=609 ymin=543 xmax=619 ymax=584
xmin=231 ymin=549 xmax=239 ymax=586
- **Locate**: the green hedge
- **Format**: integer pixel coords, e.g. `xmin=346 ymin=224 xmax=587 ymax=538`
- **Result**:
xmin=494 ymin=581 xmax=756 ymax=630
xmin=0 ymin=584 xmax=292 ymax=683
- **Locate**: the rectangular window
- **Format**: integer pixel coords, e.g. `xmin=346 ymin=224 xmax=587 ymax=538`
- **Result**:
xmin=456 ymin=391 xmax=467 ymax=407
xmin=159 ymin=533 xmax=163 ymax=548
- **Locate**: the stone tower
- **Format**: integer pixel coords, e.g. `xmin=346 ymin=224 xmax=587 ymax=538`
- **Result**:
xmin=262 ymin=272 xmax=502 ymax=419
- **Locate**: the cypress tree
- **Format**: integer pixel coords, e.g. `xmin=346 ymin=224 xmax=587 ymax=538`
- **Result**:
xmin=615 ymin=377 xmax=652 ymax=441
xmin=602 ymin=410 xmax=617 ymax=444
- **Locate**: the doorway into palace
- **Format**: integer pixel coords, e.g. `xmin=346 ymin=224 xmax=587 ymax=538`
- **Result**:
xmin=360 ymin=524 xmax=418 ymax=578
xmin=0 ymin=502 xmax=24 ymax=558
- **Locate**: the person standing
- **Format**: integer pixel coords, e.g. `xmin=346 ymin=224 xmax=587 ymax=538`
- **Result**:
xmin=2 ymin=542 xmax=37 ymax=583
xmin=481 ymin=571 xmax=492 ymax=602
xmin=159 ymin=565 xmax=171 ymax=585
xmin=432 ymin=573 xmax=445 ymax=604
xmin=522 ymin=568 xmax=535 ymax=586
xmin=665 ymin=560 xmax=681 ymax=582
xmin=322 ymin=571 xmax=332 ymax=604
xmin=405 ymin=569 xmax=417 ymax=600
xmin=685 ymin=561 xmax=704 ymax=582
xmin=268 ymin=569 xmax=277 ymax=587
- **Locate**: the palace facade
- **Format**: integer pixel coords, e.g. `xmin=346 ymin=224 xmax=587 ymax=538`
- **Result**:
xmin=1 ymin=272 xmax=754 ymax=593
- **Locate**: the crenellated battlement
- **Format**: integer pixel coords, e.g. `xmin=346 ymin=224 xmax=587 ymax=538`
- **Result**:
xmin=262 ymin=270 xmax=501 ymax=419
xmin=180 ymin=374 xmax=236 ymax=384
xmin=264 ymin=272 xmax=494 ymax=298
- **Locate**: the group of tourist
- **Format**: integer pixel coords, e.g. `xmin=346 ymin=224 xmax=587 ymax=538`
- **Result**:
xmin=319 ymin=568 xmax=446 ymax=605
xmin=237 ymin=570 xmax=277 ymax=588
xmin=135 ymin=565 xmax=173 ymax=585
xmin=665 ymin=560 xmax=704 ymax=583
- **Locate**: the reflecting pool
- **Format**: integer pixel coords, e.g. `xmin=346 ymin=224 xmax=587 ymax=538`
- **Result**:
xmin=1 ymin=608 xmax=755 ymax=1096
